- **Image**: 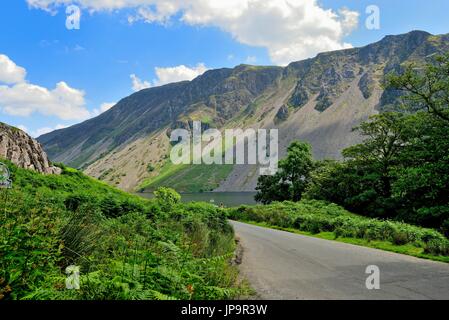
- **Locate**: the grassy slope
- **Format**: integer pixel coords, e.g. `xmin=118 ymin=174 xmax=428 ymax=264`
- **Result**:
xmin=140 ymin=163 xmax=234 ymax=193
xmin=0 ymin=160 xmax=247 ymax=300
xmin=138 ymin=158 xmax=234 ymax=193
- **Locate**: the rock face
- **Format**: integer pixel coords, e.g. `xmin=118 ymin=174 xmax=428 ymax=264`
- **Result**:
xmin=38 ymin=30 xmax=449 ymax=191
xmin=0 ymin=123 xmax=61 ymax=175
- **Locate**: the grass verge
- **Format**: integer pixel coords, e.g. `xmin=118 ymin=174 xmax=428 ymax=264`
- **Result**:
xmin=237 ymin=220 xmax=449 ymax=263
xmin=227 ymin=200 xmax=449 ymax=263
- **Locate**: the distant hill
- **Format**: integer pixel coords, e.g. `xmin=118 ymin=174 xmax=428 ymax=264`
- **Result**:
xmin=38 ymin=31 xmax=449 ymax=192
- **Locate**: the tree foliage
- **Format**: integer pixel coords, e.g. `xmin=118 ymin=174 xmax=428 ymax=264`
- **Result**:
xmin=255 ymin=141 xmax=314 ymax=204
xmin=386 ymin=54 xmax=449 ymax=122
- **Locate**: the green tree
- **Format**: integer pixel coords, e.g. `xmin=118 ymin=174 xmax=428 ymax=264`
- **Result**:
xmin=255 ymin=174 xmax=290 ymax=204
xmin=343 ymin=112 xmax=407 ymax=199
xmin=386 ymin=54 xmax=449 ymax=123
xmin=391 ymin=112 xmax=449 ymax=227
xmin=306 ymin=113 xmax=407 ymax=218
xmin=255 ymin=141 xmax=314 ymax=204
xmin=307 ymin=111 xmax=449 ymax=228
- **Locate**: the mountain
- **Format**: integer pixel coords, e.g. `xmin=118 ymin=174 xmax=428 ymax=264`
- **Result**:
xmin=0 ymin=122 xmax=61 ymax=175
xmin=38 ymin=31 xmax=449 ymax=192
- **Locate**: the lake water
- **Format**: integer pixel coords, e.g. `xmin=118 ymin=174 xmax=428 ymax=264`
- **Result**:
xmin=137 ymin=192 xmax=258 ymax=207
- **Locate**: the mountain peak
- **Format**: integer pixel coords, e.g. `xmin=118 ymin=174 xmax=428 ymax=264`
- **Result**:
xmin=378 ymin=30 xmax=432 ymax=45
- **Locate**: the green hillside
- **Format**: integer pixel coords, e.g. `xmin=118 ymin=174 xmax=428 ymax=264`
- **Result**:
xmin=0 ymin=160 xmax=247 ymax=300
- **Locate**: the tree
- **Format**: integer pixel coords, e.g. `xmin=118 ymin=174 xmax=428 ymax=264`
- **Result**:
xmin=386 ymin=54 xmax=449 ymax=123
xmin=305 ymin=113 xmax=407 ymax=218
xmin=306 ymin=111 xmax=449 ymax=228
xmin=343 ymin=112 xmax=407 ymax=199
xmin=255 ymin=141 xmax=314 ymax=204
xmin=254 ymin=175 xmax=290 ymax=205
xmin=391 ymin=112 xmax=449 ymax=227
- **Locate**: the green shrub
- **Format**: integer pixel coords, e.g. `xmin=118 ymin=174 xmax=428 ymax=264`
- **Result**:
xmin=392 ymin=232 xmax=408 ymax=245
xmin=153 ymin=187 xmax=181 ymax=211
xmin=425 ymin=239 xmax=449 ymax=256
xmin=442 ymin=219 xmax=449 ymax=239
xmin=64 ymin=193 xmax=93 ymax=211
xmin=99 ymin=197 xmax=122 ymax=218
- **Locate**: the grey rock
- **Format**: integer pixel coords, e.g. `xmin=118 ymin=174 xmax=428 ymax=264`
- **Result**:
xmin=0 ymin=122 xmax=61 ymax=175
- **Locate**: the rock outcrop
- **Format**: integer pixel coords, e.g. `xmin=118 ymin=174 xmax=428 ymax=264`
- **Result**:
xmin=0 ymin=123 xmax=61 ymax=175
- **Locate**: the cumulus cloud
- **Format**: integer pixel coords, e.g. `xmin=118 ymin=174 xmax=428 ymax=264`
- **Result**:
xmin=130 ymin=74 xmax=151 ymax=92
xmin=99 ymin=102 xmax=115 ymax=113
xmin=0 ymin=54 xmax=27 ymax=84
xmin=92 ymin=101 xmax=116 ymax=116
xmin=0 ymin=54 xmax=91 ymax=120
xmin=0 ymin=81 xmax=90 ymax=120
xmin=27 ymin=0 xmax=359 ymax=65
xmin=154 ymin=63 xmax=207 ymax=86
xmin=34 ymin=124 xmax=67 ymax=137
xmin=130 ymin=63 xmax=208 ymax=92
xmin=16 ymin=123 xmax=67 ymax=137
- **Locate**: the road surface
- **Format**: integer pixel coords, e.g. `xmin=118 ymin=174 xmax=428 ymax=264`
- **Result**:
xmin=231 ymin=221 xmax=449 ymax=300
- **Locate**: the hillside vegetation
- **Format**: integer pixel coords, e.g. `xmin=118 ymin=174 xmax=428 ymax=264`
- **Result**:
xmin=0 ymin=161 xmax=247 ymax=300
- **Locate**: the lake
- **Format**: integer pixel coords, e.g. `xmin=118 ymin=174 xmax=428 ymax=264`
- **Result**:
xmin=137 ymin=192 xmax=258 ymax=207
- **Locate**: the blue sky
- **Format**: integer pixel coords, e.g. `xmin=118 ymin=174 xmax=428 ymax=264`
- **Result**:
xmin=0 ymin=0 xmax=448 ymax=137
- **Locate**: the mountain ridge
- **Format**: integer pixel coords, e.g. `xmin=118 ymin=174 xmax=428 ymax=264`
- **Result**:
xmin=38 ymin=30 xmax=449 ymax=192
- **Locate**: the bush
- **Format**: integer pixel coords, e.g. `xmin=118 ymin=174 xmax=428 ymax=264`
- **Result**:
xmin=425 ymin=240 xmax=449 ymax=256
xmin=442 ymin=219 xmax=449 ymax=239
xmin=99 ymin=197 xmax=122 ymax=218
xmin=64 ymin=193 xmax=92 ymax=211
xmin=153 ymin=187 xmax=181 ymax=211
xmin=392 ymin=232 xmax=408 ymax=245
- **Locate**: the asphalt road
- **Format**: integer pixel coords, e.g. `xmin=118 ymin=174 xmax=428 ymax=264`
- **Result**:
xmin=231 ymin=221 xmax=449 ymax=300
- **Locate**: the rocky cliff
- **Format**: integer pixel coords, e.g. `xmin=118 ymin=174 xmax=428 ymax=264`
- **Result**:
xmin=0 ymin=122 xmax=61 ymax=175
xmin=38 ymin=31 xmax=449 ymax=191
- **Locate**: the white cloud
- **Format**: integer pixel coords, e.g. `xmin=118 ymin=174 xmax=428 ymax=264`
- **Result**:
xmin=27 ymin=0 xmax=359 ymax=65
xmin=34 ymin=125 xmax=66 ymax=137
xmin=92 ymin=101 xmax=116 ymax=116
xmin=99 ymin=102 xmax=115 ymax=112
xmin=130 ymin=63 xmax=208 ymax=92
xmin=154 ymin=63 xmax=207 ymax=86
xmin=0 ymin=54 xmax=27 ymax=84
xmin=130 ymin=74 xmax=151 ymax=92
xmin=0 ymin=54 xmax=91 ymax=120
xmin=34 ymin=127 xmax=54 ymax=136
xmin=0 ymin=81 xmax=90 ymax=120
xmin=16 ymin=123 xmax=67 ymax=137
